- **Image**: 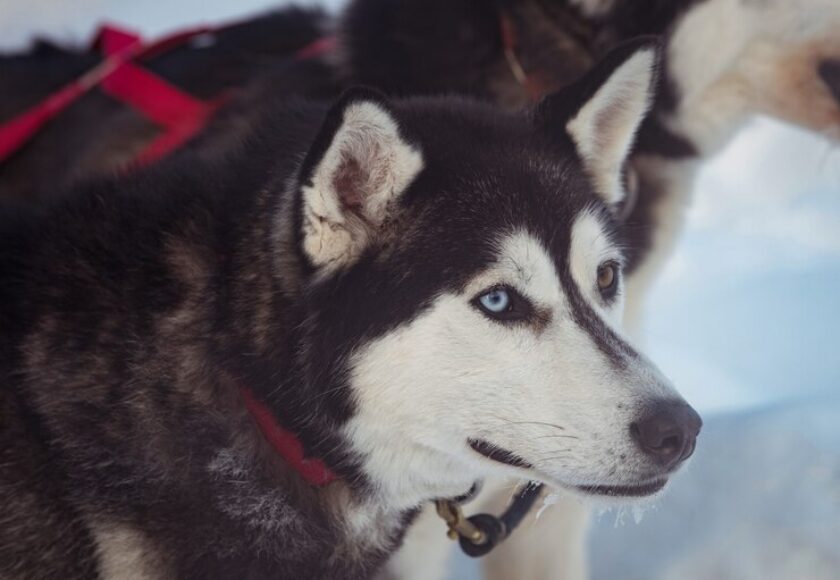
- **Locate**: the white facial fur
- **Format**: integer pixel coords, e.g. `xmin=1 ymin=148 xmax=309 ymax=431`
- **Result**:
xmin=566 ymin=48 xmax=658 ymax=205
xmin=300 ymin=100 xmax=424 ymax=273
xmin=343 ymin=212 xmax=683 ymax=510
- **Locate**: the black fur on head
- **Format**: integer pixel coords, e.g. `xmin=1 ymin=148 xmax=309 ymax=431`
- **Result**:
xmin=286 ymin=91 xmax=597 ymax=476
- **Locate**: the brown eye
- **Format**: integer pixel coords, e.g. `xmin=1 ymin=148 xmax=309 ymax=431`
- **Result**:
xmin=597 ymin=262 xmax=619 ymax=296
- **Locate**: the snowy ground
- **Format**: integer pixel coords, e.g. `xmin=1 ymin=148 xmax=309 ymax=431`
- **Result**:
xmin=3 ymin=2 xmax=839 ymax=579
xmin=589 ymin=396 xmax=840 ymax=580
xmin=450 ymin=396 xmax=840 ymax=580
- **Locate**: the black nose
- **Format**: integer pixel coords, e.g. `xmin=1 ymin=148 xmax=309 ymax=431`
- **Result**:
xmin=630 ymin=401 xmax=702 ymax=469
xmin=819 ymin=60 xmax=840 ymax=104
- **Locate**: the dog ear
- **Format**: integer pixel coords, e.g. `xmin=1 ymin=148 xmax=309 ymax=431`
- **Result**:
xmin=537 ymin=37 xmax=660 ymax=206
xmin=296 ymin=88 xmax=423 ymax=272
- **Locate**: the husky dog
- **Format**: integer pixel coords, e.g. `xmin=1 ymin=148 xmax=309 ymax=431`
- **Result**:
xmin=0 ymin=40 xmax=700 ymax=579
xmin=339 ymin=2 xmax=840 ymax=578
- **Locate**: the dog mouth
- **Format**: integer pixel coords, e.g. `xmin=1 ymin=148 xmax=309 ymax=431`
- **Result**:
xmin=468 ymin=439 xmax=532 ymax=470
xmin=468 ymin=439 xmax=667 ymax=498
xmin=574 ymin=478 xmax=667 ymax=498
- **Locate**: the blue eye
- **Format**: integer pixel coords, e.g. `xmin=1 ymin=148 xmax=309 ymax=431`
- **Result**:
xmin=479 ymin=289 xmax=510 ymax=313
xmin=472 ymin=285 xmax=533 ymax=322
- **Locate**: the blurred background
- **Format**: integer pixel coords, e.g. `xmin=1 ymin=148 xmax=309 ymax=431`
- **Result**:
xmin=2 ymin=1 xmax=838 ymax=578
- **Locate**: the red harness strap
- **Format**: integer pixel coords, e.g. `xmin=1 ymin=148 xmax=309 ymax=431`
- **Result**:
xmin=0 ymin=23 xmax=335 ymax=167
xmin=239 ymin=386 xmax=338 ymax=487
xmin=96 ymin=25 xmax=227 ymax=167
xmin=0 ymin=28 xmax=140 ymax=163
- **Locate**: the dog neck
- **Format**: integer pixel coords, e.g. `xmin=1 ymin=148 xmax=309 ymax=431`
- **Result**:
xmin=239 ymin=385 xmax=338 ymax=487
xmin=216 ymin=184 xmax=471 ymax=518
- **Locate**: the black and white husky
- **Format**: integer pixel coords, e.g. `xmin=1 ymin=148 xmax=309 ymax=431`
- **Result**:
xmin=341 ymin=2 xmax=840 ymax=577
xmin=0 ymin=40 xmax=700 ymax=579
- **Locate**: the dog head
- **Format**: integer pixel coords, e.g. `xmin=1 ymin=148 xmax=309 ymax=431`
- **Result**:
xmin=293 ymin=39 xmax=700 ymax=508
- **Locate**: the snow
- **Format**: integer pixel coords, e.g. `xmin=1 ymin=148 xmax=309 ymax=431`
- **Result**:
xmin=3 ymin=3 xmax=839 ymax=579
xmin=590 ymin=397 xmax=840 ymax=580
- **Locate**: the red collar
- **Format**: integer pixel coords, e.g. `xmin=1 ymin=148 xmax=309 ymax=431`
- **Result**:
xmin=239 ymin=386 xmax=338 ymax=487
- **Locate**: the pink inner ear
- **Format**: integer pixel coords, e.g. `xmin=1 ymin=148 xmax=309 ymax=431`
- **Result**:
xmin=595 ymin=101 xmax=624 ymax=142
xmin=333 ymin=154 xmax=365 ymax=210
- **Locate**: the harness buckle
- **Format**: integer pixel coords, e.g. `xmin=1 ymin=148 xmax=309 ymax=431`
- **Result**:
xmin=434 ymin=500 xmax=488 ymax=545
xmin=433 ymin=482 xmax=544 ymax=558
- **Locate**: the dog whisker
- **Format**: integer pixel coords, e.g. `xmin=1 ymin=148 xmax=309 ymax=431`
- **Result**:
xmin=487 ymin=414 xmax=568 ymax=432
xmin=532 ymin=451 xmax=574 ymax=464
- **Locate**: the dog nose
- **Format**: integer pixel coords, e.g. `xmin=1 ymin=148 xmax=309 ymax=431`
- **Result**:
xmin=630 ymin=401 xmax=702 ymax=469
xmin=819 ymin=60 xmax=840 ymax=104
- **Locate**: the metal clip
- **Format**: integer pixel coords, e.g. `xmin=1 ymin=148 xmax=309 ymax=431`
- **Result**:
xmin=434 ymin=500 xmax=487 ymax=545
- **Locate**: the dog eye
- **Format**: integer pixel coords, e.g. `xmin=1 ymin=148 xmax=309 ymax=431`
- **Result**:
xmin=479 ymin=288 xmax=510 ymax=312
xmin=596 ymin=261 xmax=619 ymax=297
xmin=473 ymin=286 xmax=532 ymax=322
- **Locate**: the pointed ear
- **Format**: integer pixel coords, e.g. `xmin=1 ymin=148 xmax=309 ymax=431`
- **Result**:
xmin=296 ymin=88 xmax=423 ymax=272
xmin=537 ymin=37 xmax=660 ymax=206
